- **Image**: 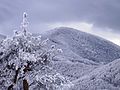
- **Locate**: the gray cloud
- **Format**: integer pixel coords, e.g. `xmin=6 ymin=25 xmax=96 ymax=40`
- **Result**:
xmin=0 ymin=0 xmax=120 ymax=35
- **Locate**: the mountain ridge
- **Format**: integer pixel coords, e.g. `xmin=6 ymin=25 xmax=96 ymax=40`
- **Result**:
xmin=42 ymin=27 xmax=120 ymax=63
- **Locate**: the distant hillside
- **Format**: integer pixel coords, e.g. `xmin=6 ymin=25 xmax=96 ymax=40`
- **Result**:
xmin=43 ymin=27 xmax=120 ymax=63
xmin=71 ymin=58 xmax=120 ymax=90
xmin=41 ymin=27 xmax=120 ymax=90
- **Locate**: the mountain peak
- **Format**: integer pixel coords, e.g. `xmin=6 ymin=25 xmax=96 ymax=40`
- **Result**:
xmin=43 ymin=27 xmax=120 ymax=63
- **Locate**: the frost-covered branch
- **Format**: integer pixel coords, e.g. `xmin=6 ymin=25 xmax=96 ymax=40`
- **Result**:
xmin=0 ymin=12 xmax=72 ymax=90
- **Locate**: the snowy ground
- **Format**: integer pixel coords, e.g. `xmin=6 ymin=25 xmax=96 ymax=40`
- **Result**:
xmin=1 ymin=27 xmax=120 ymax=90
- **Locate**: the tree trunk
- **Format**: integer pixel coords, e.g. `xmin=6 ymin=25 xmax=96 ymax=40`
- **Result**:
xmin=8 ymin=84 xmax=13 ymax=90
xmin=23 ymin=79 xmax=29 ymax=90
xmin=14 ymin=68 xmax=20 ymax=84
xmin=8 ymin=68 xmax=20 ymax=90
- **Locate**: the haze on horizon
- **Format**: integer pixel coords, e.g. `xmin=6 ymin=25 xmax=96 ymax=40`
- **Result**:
xmin=0 ymin=0 xmax=120 ymax=45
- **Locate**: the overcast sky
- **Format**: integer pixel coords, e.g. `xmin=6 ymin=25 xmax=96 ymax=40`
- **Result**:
xmin=0 ymin=0 xmax=120 ymax=45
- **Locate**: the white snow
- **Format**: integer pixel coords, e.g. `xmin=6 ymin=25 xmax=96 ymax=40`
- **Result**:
xmin=41 ymin=27 xmax=120 ymax=90
xmin=1 ymin=25 xmax=120 ymax=90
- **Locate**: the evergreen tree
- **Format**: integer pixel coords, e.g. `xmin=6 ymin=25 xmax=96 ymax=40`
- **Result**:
xmin=0 ymin=12 xmax=72 ymax=90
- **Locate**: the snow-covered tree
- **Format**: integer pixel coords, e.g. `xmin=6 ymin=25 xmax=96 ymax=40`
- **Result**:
xmin=0 ymin=12 xmax=72 ymax=90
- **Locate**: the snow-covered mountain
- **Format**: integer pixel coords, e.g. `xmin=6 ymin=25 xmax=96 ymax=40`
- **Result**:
xmin=43 ymin=27 xmax=120 ymax=63
xmin=71 ymin=58 xmax=120 ymax=90
xmin=41 ymin=27 xmax=120 ymax=90
xmin=1 ymin=27 xmax=120 ymax=90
